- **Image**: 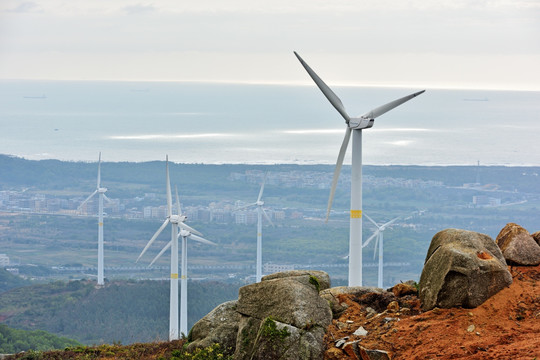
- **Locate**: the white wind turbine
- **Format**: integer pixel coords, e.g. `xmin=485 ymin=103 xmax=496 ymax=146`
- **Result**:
xmin=294 ymin=51 xmax=424 ymax=286
xmin=137 ymin=156 xmax=214 ymax=340
xmin=78 ymin=152 xmax=112 ymax=286
xmin=238 ymin=173 xmax=274 ymax=282
xmin=362 ymin=214 xmax=400 ymax=288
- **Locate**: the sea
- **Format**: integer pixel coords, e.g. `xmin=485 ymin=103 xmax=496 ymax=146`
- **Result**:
xmin=1 ymin=79 xmax=539 ymax=166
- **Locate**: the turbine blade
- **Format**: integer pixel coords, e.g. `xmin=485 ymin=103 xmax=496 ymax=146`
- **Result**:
xmin=178 ymin=222 xmax=203 ymax=237
xmin=97 ymin=152 xmax=102 ymax=188
xmin=325 ymin=127 xmax=352 ymax=222
xmin=257 ymin=172 xmax=267 ymax=203
xmin=362 ymin=231 xmax=379 ymax=248
xmin=149 ymin=240 xmax=172 ymax=267
xmin=175 ymin=185 xmax=182 ymax=216
xmin=166 ymin=156 xmax=172 ymax=217
xmin=362 ymin=90 xmax=425 ymax=119
xmin=294 ymin=51 xmax=350 ymax=123
xmin=137 ymin=219 xmax=170 ymax=262
xmin=363 ymin=213 xmax=379 ymax=228
xmin=373 ymin=233 xmax=380 ymax=260
xmin=262 ymin=209 xmax=275 ymax=227
xmin=381 ymin=216 xmax=400 ymax=229
xmin=102 ymin=194 xmax=113 ymax=204
xmin=189 ymin=234 xmax=217 ymax=246
xmin=78 ymin=190 xmax=98 ymax=210
xmin=236 ymin=203 xmax=257 ymax=210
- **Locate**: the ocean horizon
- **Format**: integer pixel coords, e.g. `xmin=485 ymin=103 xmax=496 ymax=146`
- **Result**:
xmin=1 ymin=80 xmax=539 ymax=166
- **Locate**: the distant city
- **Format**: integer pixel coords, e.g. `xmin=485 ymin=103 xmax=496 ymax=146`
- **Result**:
xmin=0 ymin=169 xmax=447 ymax=224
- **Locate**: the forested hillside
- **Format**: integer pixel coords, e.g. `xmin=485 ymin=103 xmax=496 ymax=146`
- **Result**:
xmin=0 ymin=324 xmax=80 ymax=354
xmin=0 ymin=268 xmax=29 ymax=293
xmin=0 ymin=279 xmax=241 ymax=344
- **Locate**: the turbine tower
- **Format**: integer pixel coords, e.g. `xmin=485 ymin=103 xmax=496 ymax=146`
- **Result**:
xmin=362 ymin=214 xmax=400 ymax=288
xmin=238 ymin=173 xmax=274 ymax=282
xmin=78 ymin=152 xmax=111 ymax=286
xmin=294 ymin=51 xmax=424 ymax=286
xmin=137 ymin=156 xmax=214 ymax=339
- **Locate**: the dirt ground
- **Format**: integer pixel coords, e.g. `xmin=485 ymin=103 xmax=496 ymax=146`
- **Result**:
xmin=324 ymin=264 xmax=540 ymax=360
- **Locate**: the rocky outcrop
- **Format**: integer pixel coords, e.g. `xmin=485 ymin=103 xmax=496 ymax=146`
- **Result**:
xmin=262 ymin=270 xmax=331 ymax=291
xmin=188 ymin=270 xmax=332 ymax=360
xmin=186 ymin=300 xmax=240 ymax=353
xmin=496 ymin=223 xmax=540 ymax=266
xmin=235 ymin=271 xmax=332 ymax=359
xmin=533 ymin=231 xmax=540 ymax=246
xmin=419 ymin=228 xmax=512 ymax=310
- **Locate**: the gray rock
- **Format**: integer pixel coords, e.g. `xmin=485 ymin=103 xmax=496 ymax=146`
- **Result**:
xmin=235 ymin=315 xmax=327 ymax=360
xmin=236 ymin=277 xmax=332 ymax=329
xmin=189 ymin=270 xmax=333 ymax=359
xmin=262 ymin=270 xmax=331 ymax=291
xmin=186 ymin=300 xmax=240 ymax=353
xmin=532 ymin=231 xmax=540 ymax=246
xmin=496 ymin=223 xmax=540 ymax=265
xmin=419 ymin=228 xmax=512 ymax=310
xmin=353 ymin=326 xmax=368 ymax=336
xmin=320 ymin=286 xmax=384 ymax=317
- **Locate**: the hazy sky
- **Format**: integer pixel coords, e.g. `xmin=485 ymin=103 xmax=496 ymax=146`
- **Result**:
xmin=1 ymin=0 xmax=539 ymax=90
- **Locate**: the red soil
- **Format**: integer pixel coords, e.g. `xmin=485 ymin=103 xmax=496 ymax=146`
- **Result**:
xmin=325 ymin=264 xmax=540 ymax=360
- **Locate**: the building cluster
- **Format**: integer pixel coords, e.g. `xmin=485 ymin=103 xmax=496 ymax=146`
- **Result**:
xmin=0 ymin=190 xmax=124 ymax=216
xmin=228 ymin=170 xmax=333 ymax=189
xmin=472 ymin=195 xmax=502 ymax=207
xmin=0 ymin=190 xmax=296 ymax=224
xmin=228 ymin=170 xmax=443 ymax=190
xmin=363 ymin=175 xmax=443 ymax=189
xmin=142 ymin=201 xmax=287 ymax=225
xmin=0 ymin=170 xmax=445 ymax=223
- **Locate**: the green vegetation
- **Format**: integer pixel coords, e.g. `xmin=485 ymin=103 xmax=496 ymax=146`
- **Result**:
xmin=0 ymin=268 xmax=29 ymax=293
xmin=309 ymin=275 xmax=320 ymax=292
xmin=5 ymin=341 xmax=233 ymax=360
xmin=0 ymin=280 xmax=240 ymax=345
xmin=0 ymin=324 xmax=80 ymax=354
xmin=259 ymin=317 xmax=290 ymax=342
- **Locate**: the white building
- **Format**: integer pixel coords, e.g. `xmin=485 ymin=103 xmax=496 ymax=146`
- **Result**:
xmin=0 ymin=254 xmax=10 ymax=267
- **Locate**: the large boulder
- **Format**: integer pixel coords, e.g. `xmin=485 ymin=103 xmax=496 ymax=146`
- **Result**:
xmin=234 ymin=270 xmax=332 ymax=360
xmin=235 ymin=316 xmax=327 ymax=360
xmin=419 ymin=229 xmax=512 ymax=310
xmin=496 ymin=223 xmax=540 ymax=265
xmin=533 ymin=231 xmax=540 ymax=246
xmin=262 ymin=270 xmax=331 ymax=292
xmin=186 ymin=300 xmax=240 ymax=354
xmin=188 ymin=270 xmax=333 ymax=360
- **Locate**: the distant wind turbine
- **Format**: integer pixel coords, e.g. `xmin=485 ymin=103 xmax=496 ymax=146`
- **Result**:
xmin=78 ymin=152 xmax=112 ymax=286
xmin=137 ymin=156 xmax=214 ymax=339
xmin=362 ymin=214 xmax=400 ymax=288
xmin=294 ymin=51 xmax=424 ymax=286
xmin=238 ymin=173 xmax=274 ymax=282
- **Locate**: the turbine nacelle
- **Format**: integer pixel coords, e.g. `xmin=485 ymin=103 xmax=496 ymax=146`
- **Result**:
xmin=169 ymin=214 xmax=187 ymax=224
xmin=256 ymin=200 xmax=264 ymax=206
xmin=98 ymin=187 xmax=108 ymax=193
xmin=348 ymin=117 xmax=375 ymax=130
xmin=179 ymin=229 xmax=191 ymax=238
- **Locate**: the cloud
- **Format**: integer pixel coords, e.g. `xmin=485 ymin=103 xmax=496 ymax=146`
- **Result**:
xmin=108 ymin=133 xmax=234 ymax=140
xmin=122 ymin=4 xmax=157 ymax=15
xmin=4 ymin=1 xmax=42 ymax=13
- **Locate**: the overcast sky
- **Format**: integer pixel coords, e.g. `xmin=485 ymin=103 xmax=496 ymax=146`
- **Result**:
xmin=1 ymin=0 xmax=539 ymax=90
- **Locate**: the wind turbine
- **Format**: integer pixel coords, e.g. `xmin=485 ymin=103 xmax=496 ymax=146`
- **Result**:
xmin=294 ymin=51 xmax=424 ymax=286
xmin=238 ymin=173 xmax=274 ymax=282
xmin=78 ymin=152 xmax=112 ymax=286
xmin=137 ymin=156 xmax=214 ymax=339
xmin=362 ymin=214 xmax=400 ymax=288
